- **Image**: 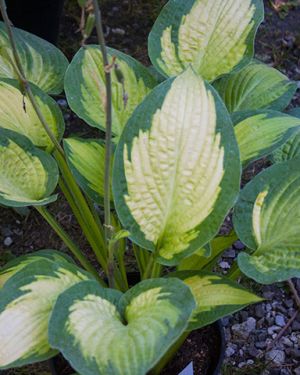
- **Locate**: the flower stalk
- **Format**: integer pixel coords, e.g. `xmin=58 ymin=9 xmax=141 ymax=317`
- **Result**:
xmin=92 ymin=0 xmax=113 ymax=245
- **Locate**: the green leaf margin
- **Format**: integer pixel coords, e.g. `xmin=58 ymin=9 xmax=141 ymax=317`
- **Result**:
xmin=148 ymin=0 xmax=264 ymax=80
xmin=0 ymin=128 xmax=59 ymax=207
xmin=112 ymin=73 xmax=241 ymax=265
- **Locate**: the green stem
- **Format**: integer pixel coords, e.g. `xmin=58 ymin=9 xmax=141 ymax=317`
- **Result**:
xmin=105 ymin=240 xmax=125 ymax=291
xmin=133 ymin=244 xmax=145 ymax=276
xmin=107 ymin=242 xmax=116 ymax=289
xmin=58 ymin=176 xmax=108 ymax=272
xmin=59 ymin=179 xmax=125 ymax=291
xmin=0 ymin=0 xmax=64 ymax=156
xmin=110 ymin=213 xmax=129 ymax=291
xmin=55 ymin=151 xmax=106 ymax=249
xmin=143 ymin=243 xmax=162 ymax=280
xmin=149 ymin=331 xmax=190 ymax=375
xmin=227 ymin=261 xmax=242 ymax=281
xmin=133 ymin=244 xmax=151 ymax=277
xmin=203 ymin=253 xmax=222 ymax=272
xmin=142 ymin=253 xmax=156 ymax=280
xmin=92 ymin=0 xmax=113 ymax=244
xmin=228 ymin=246 xmax=253 ymax=281
xmin=34 ymin=206 xmax=106 ymax=286
xmin=86 ymin=196 xmax=104 ymax=238
xmin=114 ymin=236 xmax=128 ymax=290
xmin=26 ymin=86 xmax=65 ymax=155
xmin=151 ymin=262 xmax=162 ymax=278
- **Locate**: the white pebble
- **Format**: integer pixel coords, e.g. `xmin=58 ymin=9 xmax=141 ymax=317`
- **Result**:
xmin=219 ymin=261 xmax=230 ymax=269
xmin=4 ymin=237 xmax=13 ymax=246
xmin=275 ymin=315 xmax=285 ymax=327
xmin=112 ymin=28 xmax=125 ymax=35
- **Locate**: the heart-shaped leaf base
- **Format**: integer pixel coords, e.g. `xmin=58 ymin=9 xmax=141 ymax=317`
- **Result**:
xmin=49 ymin=278 xmax=195 ymax=375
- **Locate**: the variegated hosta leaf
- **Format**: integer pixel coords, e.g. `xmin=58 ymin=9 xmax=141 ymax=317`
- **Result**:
xmin=213 ymin=61 xmax=297 ymax=113
xmin=64 ymin=46 xmax=157 ymax=138
xmin=0 ymin=250 xmax=74 ymax=289
xmin=148 ymin=0 xmax=263 ymax=81
xmin=0 ymin=22 xmax=68 ymax=95
xmin=0 ymin=78 xmax=65 ymax=152
xmin=0 ymin=257 xmax=91 ymax=369
xmin=113 ymin=68 xmax=240 ymax=265
xmin=177 ymin=245 xmax=211 ymax=271
xmin=272 ymin=131 xmax=300 ymax=164
xmin=170 ymin=271 xmax=262 ymax=330
xmin=178 ymin=231 xmax=237 ymax=271
xmin=0 ymin=129 xmax=59 ymax=207
xmin=272 ymin=108 xmax=300 ymax=163
xmin=49 ymin=278 xmax=195 ymax=375
xmin=233 ymin=110 xmax=300 ymax=167
xmin=233 ymin=158 xmax=300 ymax=284
xmin=148 ymin=65 xmax=166 ymax=83
xmin=64 ymin=137 xmax=112 ymax=205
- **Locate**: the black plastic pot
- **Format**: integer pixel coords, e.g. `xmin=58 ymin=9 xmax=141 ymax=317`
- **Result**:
xmin=2 ymin=0 xmax=65 ymax=44
xmin=161 ymin=320 xmax=225 ymax=375
xmin=212 ymin=320 xmax=225 ymax=375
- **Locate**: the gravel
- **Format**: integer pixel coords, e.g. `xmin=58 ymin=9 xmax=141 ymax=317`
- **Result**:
xmin=275 ymin=315 xmax=286 ymax=327
xmin=268 ymin=325 xmax=281 ymax=335
xmin=286 ymin=348 xmax=300 ymax=358
xmin=224 ymin=281 xmax=300 ymax=372
xmin=223 ymin=248 xmax=236 ymax=258
xmin=255 ymin=304 xmax=266 ymax=318
xmin=3 ymin=236 xmax=13 ymax=246
xmin=233 ymin=240 xmax=245 ymax=250
xmin=292 ymin=320 xmax=300 ymax=331
xmin=256 ymin=341 xmax=267 ymax=349
xmin=56 ymin=98 xmax=67 ymax=107
xmin=225 ymin=344 xmax=237 ymax=358
xmin=111 ymin=27 xmax=126 ymax=35
xmin=219 ymin=261 xmax=230 ymax=269
xmin=231 ymin=317 xmax=256 ymax=340
xmin=282 ymin=337 xmax=293 ymax=347
xmin=265 ymin=349 xmax=286 ymax=366
xmin=280 ymin=369 xmax=292 ymax=375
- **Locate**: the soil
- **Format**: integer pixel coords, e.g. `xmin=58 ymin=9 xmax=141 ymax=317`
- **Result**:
xmin=59 ymin=0 xmax=168 ymax=63
xmin=161 ymin=324 xmax=224 ymax=375
xmin=50 ymin=355 xmax=74 ymax=375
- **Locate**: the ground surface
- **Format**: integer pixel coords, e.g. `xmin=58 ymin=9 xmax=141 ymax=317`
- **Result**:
xmin=1 ymin=0 xmax=300 ymax=374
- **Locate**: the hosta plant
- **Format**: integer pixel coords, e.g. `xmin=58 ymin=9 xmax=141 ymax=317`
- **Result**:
xmin=0 ymin=0 xmax=300 ymax=374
